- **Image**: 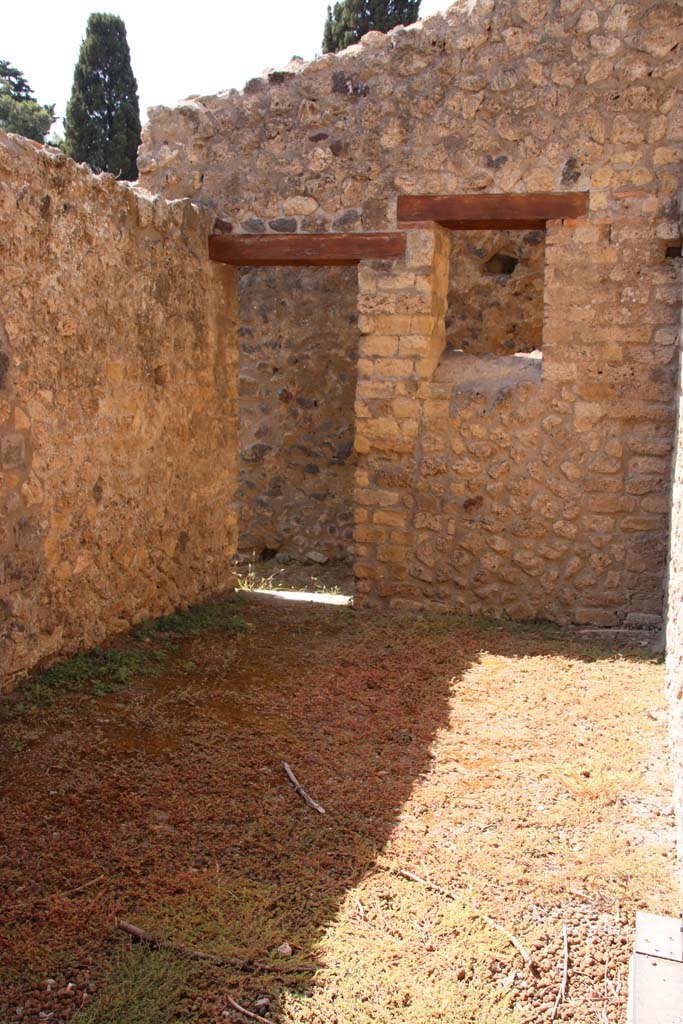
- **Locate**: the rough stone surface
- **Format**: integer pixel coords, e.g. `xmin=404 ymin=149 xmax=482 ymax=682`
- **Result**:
xmin=237 ymin=265 xmax=357 ymax=560
xmin=139 ymin=0 xmax=683 ymax=630
xmin=447 ymin=229 xmax=544 ymax=354
xmin=0 ymin=131 xmax=238 ymax=689
xmin=666 ymin=298 xmax=683 ymax=893
xmin=236 ymin=227 xmax=542 ymax=562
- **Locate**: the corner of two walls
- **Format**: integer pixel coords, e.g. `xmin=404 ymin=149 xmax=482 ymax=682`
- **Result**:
xmin=0 ymin=131 xmax=239 ymax=690
xmin=133 ymin=0 xmax=683 ymax=628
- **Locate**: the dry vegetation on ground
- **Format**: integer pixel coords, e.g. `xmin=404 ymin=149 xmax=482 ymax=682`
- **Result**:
xmin=0 ymin=593 xmax=677 ymax=1023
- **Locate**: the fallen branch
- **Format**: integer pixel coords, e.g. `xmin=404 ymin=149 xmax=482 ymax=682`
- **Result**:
xmin=283 ymin=762 xmax=326 ymax=815
xmin=396 ymin=869 xmax=532 ymax=968
xmin=118 ymin=921 xmax=220 ymax=964
xmin=477 ymin=912 xmax=533 ymax=969
xmin=551 ymin=923 xmax=569 ymax=1021
xmin=398 ymin=869 xmax=456 ymax=900
xmin=38 ymin=875 xmax=105 ymax=903
xmin=116 ymin=921 xmax=315 ymax=975
xmin=225 ymin=996 xmax=275 ymax=1024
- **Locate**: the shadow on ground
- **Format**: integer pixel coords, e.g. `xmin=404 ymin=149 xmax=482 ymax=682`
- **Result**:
xmin=0 ymin=593 xmax=676 ymax=1024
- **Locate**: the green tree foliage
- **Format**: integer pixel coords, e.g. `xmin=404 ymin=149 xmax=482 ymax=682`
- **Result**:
xmin=0 ymin=60 xmax=33 ymax=100
xmin=0 ymin=60 xmax=55 ymax=142
xmin=64 ymin=13 xmax=141 ymax=180
xmin=323 ymin=0 xmax=421 ymax=53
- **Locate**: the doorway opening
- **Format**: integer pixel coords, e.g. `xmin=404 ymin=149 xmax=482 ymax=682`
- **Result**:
xmin=234 ymin=265 xmax=358 ymax=599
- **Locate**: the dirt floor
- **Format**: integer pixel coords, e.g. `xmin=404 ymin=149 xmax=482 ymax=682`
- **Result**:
xmin=0 ymin=589 xmax=678 ymax=1024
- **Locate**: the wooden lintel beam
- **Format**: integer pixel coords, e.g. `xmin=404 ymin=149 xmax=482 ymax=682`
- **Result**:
xmin=397 ymin=192 xmax=589 ymax=229
xmin=440 ymin=218 xmax=548 ymax=231
xmin=208 ymin=232 xmax=406 ymax=266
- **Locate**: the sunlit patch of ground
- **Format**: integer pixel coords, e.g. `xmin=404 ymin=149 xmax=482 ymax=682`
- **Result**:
xmin=0 ymin=596 xmax=676 ymax=1024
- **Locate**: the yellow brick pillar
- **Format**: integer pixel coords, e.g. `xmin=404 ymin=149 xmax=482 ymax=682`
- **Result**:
xmin=353 ymin=226 xmax=450 ymax=607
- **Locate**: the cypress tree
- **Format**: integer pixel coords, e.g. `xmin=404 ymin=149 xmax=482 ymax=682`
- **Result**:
xmin=64 ymin=13 xmax=141 ymax=180
xmin=323 ymin=0 xmax=421 ymax=53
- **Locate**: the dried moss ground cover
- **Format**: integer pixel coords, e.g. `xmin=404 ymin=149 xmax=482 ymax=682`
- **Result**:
xmin=0 ymin=594 xmax=677 ymax=1023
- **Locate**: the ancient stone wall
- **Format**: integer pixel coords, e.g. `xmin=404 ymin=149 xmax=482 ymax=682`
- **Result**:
xmin=236 ymin=265 xmax=357 ymax=561
xmin=446 ymin=229 xmax=544 ymax=355
xmin=0 ymin=131 xmax=238 ymax=689
xmin=140 ymin=0 xmax=683 ymax=626
xmin=665 ymin=286 xmax=683 ymax=893
xmin=236 ymin=229 xmax=541 ymax=566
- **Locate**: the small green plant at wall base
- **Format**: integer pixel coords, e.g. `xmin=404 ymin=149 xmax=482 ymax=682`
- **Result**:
xmin=309 ymin=576 xmax=342 ymax=596
xmin=25 ymin=647 xmax=160 ymax=705
xmin=18 ymin=601 xmax=253 ymax=706
xmin=234 ymin=557 xmax=285 ymax=593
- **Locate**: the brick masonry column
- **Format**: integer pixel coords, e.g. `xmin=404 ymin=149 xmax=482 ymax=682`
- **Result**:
xmin=543 ymin=209 xmax=679 ymax=627
xmin=353 ymin=226 xmax=450 ymax=607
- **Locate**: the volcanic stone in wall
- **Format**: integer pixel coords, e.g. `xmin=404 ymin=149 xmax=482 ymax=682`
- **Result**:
xmin=237 ymin=265 xmax=358 ymax=561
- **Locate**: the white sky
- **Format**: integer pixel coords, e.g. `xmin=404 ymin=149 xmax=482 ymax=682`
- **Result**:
xmin=4 ymin=0 xmax=447 ymax=132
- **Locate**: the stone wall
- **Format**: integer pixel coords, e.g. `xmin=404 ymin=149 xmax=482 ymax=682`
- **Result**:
xmin=447 ymin=229 xmax=544 ymax=354
xmin=236 ymin=229 xmax=542 ymax=567
xmin=666 ymin=284 xmax=683 ymax=893
xmin=139 ymin=0 xmax=683 ymax=626
xmin=237 ymin=265 xmax=357 ymax=561
xmin=0 ymin=131 xmax=238 ymax=689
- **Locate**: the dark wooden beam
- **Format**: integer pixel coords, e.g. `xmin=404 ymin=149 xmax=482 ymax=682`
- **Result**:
xmin=208 ymin=232 xmax=406 ymax=266
xmin=442 ymin=218 xmax=548 ymax=231
xmin=397 ymin=192 xmax=589 ymax=230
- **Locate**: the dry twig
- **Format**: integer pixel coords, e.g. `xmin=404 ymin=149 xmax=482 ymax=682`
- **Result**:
xmin=604 ymin=957 xmax=620 ymax=1001
xmin=116 ymin=921 xmax=315 ymax=974
xmin=283 ymin=762 xmax=326 ymax=814
xmin=478 ymin=912 xmax=533 ymax=969
xmin=396 ymin=869 xmax=532 ymax=967
xmin=225 ymin=995 xmax=275 ymax=1024
xmin=398 ymin=868 xmax=459 ymax=900
xmin=34 ymin=875 xmax=106 ymax=904
xmin=551 ymin=922 xmax=569 ymax=1021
